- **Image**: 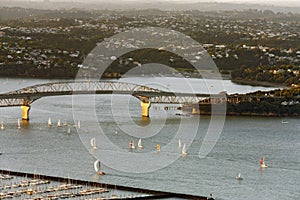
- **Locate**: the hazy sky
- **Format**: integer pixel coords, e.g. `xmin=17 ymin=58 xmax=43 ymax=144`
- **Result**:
xmin=28 ymin=0 xmax=299 ymax=2
xmin=69 ymin=0 xmax=299 ymax=6
xmin=16 ymin=0 xmax=300 ymax=7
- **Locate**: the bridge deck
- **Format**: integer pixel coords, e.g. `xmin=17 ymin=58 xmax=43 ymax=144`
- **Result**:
xmin=0 ymin=81 xmax=215 ymax=107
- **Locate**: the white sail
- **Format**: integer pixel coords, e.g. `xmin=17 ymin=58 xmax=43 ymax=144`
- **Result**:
xmin=182 ymin=144 xmax=187 ymax=155
xmin=130 ymin=140 xmax=135 ymax=149
xmin=1 ymin=122 xmax=4 ymax=130
xmin=18 ymin=118 xmax=21 ymax=129
xmin=94 ymin=160 xmax=101 ymax=172
xmin=138 ymin=138 xmax=143 ymax=149
xmin=236 ymin=173 xmax=243 ymax=180
xmin=178 ymin=139 xmax=182 ymax=148
xmin=57 ymin=119 xmax=61 ymax=127
xmin=260 ymin=157 xmax=268 ymax=168
xmin=48 ymin=117 xmax=52 ymax=126
xmin=67 ymin=127 xmax=71 ymax=134
xmin=77 ymin=120 xmax=81 ymax=129
xmin=90 ymin=137 xmax=97 ymax=149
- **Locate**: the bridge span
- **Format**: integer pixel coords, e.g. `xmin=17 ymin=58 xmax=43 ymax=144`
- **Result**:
xmin=0 ymin=80 xmax=225 ymax=120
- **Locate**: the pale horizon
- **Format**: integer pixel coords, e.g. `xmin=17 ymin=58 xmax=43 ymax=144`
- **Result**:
xmin=1 ymin=0 xmax=300 ymax=12
xmin=7 ymin=0 xmax=300 ymax=5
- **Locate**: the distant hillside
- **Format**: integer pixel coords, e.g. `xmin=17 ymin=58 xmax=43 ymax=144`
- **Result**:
xmin=0 ymin=1 xmax=299 ymax=14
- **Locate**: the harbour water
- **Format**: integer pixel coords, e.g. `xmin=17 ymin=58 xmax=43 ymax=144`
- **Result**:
xmin=0 ymin=77 xmax=299 ymax=200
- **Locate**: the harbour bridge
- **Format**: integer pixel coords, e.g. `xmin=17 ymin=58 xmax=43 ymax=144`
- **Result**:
xmin=0 ymin=80 xmax=226 ymax=120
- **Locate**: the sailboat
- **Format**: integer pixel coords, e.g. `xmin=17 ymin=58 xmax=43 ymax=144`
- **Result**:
xmin=182 ymin=144 xmax=187 ymax=156
xmin=77 ymin=120 xmax=81 ymax=129
xmin=63 ymin=119 xmax=68 ymax=126
xmin=18 ymin=118 xmax=21 ymax=129
xmin=67 ymin=127 xmax=71 ymax=134
xmin=48 ymin=117 xmax=52 ymax=127
xmin=94 ymin=160 xmax=105 ymax=175
xmin=178 ymin=139 xmax=182 ymax=148
xmin=57 ymin=119 xmax=62 ymax=127
xmin=156 ymin=144 xmax=161 ymax=152
xmin=90 ymin=137 xmax=97 ymax=149
xmin=138 ymin=138 xmax=143 ymax=149
xmin=129 ymin=140 xmax=135 ymax=149
xmin=0 ymin=121 xmax=4 ymax=130
xmin=260 ymin=157 xmax=268 ymax=168
xmin=236 ymin=173 xmax=243 ymax=180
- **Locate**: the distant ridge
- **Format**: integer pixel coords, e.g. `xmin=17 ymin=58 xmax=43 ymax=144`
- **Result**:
xmin=0 ymin=0 xmax=299 ymax=14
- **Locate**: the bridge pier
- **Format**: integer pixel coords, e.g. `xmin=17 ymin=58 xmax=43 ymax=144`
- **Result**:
xmin=21 ymin=98 xmax=31 ymax=120
xmin=21 ymin=105 xmax=31 ymax=121
xmin=141 ymin=101 xmax=151 ymax=117
xmin=192 ymin=107 xmax=199 ymax=115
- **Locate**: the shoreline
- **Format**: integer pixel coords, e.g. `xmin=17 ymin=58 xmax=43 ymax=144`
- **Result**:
xmin=194 ymin=111 xmax=299 ymax=117
xmin=231 ymin=78 xmax=288 ymax=88
xmin=0 ymin=75 xmax=287 ymax=88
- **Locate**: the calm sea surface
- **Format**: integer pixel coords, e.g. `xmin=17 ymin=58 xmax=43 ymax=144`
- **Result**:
xmin=0 ymin=77 xmax=299 ymax=200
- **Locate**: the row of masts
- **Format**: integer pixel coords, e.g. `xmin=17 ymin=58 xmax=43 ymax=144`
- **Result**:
xmin=47 ymin=117 xmax=80 ymax=128
xmin=47 ymin=117 xmax=81 ymax=134
xmin=1 ymin=172 xmax=149 ymax=200
xmin=0 ymin=179 xmax=109 ymax=199
xmin=0 ymin=118 xmax=80 ymax=131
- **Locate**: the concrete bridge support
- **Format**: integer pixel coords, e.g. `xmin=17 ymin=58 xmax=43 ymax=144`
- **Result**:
xmin=192 ymin=107 xmax=199 ymax=115
xmin=21 ymin=98 xmax=31 ymax=120
xmin=141 ymin=101 xmax=151 ymax=117
xmin=21 ymin=105 xmax=30 ymax=121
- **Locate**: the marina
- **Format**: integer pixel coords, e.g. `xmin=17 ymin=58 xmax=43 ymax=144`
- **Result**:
xmin=0 ymin=170 xmax=206 ymax=199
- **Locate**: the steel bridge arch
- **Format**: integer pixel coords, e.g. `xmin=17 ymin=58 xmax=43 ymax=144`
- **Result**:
xmin=0 ymin=81 xmax=166 ymax=107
